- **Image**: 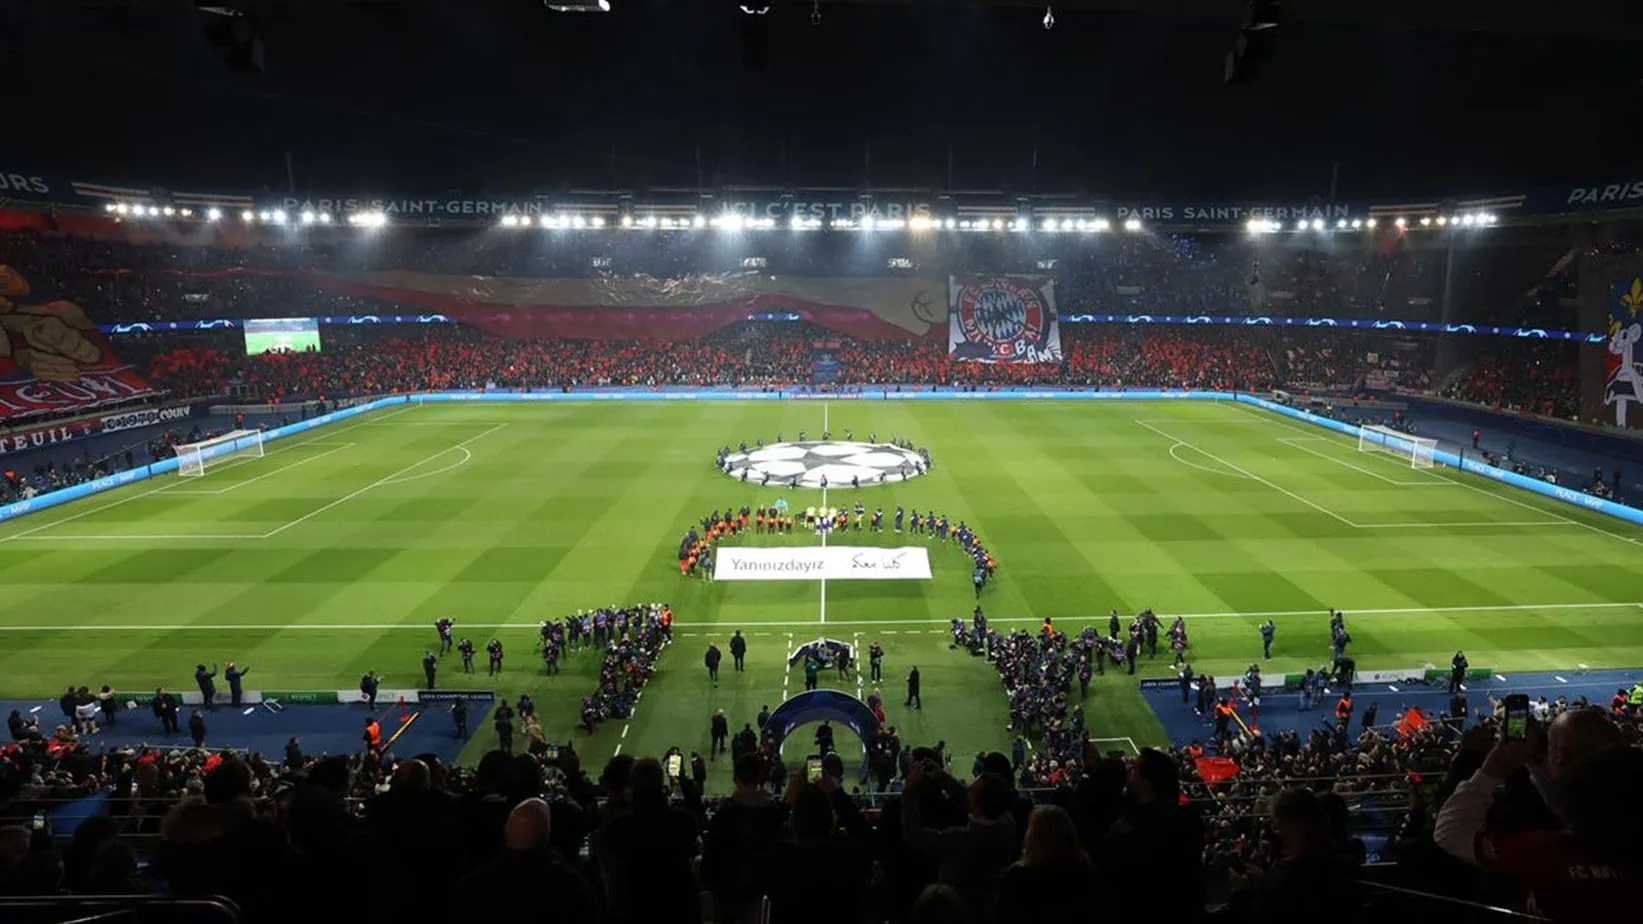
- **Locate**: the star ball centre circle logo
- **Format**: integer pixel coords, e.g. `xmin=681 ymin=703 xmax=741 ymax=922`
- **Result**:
xmin=720 ymin=441 xmax=927 ymax=489
xmin=956 ymin=278 xmax=1047 ymax=357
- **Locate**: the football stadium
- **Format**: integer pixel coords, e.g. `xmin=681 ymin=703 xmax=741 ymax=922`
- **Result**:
xmin=3 ymin=2 xmax=1643 ymax=923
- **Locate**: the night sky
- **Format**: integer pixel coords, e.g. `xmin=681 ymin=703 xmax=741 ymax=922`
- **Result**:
xmin=4 ymin=1 xmax=1639 ymax=199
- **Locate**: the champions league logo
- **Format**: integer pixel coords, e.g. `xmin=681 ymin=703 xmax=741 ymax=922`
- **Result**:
xmin=719 ymin=441 xmax=927 ymax=489
xmin=951 ymin=278 xmax=1060 ymax=363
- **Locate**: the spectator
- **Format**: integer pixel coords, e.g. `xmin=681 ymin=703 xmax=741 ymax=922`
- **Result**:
xmin=994 ymin=805 xmax=1092 ymax=924
xmin=593 ymin=757 xmax=702 ymax=924
xmin=766 ymin=782 xmax=873 ymax=924
xmin=1101 ymin=747 xmax=1204 ymax=922
xmin=1228 ymin=788 xmax=1360 ymax=923
xmin=900 ymin=764 xmax=1018 ymax=923
xmin=701 ymin=753 xmax=787 ymax=923
xmin=455 ymin=797 xmax=598 ymax=922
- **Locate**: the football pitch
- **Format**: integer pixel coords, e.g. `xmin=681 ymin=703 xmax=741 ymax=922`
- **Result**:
xmin=2 ymin=398 xmax=1640 ymax=788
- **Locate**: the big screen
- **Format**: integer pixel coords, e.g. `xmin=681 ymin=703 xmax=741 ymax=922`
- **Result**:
xmin=243 ymin=318 xmax=322 ymax=355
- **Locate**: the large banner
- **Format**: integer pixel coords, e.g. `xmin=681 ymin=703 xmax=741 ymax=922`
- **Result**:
xmin=0 ymin=266 xmax=161 ymax=421
xmin=713 ymin=546 xmax=933 ymax=582
xmin=1606 ymin=275 xmax=1643 ymax=428
xmin=947 ymin=276 xmax=1063 ymax=363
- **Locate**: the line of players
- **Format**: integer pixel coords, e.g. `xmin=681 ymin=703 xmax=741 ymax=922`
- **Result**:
xmin=677 ymin=503 xmax=1000 ymax=586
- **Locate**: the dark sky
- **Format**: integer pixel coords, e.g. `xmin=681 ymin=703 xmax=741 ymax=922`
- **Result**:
xmin=4 ymin=0 xmax=1639 ymax=200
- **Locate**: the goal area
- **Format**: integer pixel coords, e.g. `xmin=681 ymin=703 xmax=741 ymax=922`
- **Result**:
xmin=1356 ymin=424 xmax=1437 ymax=470
xmin=176 ymin=429 xmax=265 ymax=477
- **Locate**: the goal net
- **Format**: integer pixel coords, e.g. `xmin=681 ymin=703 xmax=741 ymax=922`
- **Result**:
xmin=1356 ymin=424 xmax=1437 ymax=470
xmin=176 ymin=429 xmax=265 ymax=477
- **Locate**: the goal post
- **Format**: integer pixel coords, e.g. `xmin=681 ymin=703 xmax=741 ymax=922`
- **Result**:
xmin=175 ymin=429 xmax=265 ymax=477
xmin=1356 ymin=424 xmax=1437 ymax=470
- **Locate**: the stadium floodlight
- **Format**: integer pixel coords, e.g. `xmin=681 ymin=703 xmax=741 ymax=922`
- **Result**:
xmin=175 ymin=429 xmax=265 ymax=478
xmin=206 ymin=208 xmax=222 ymax=221
xmin=144 ymin=206 xmax=159 ymax=216
xmin=271 ymin=210 xmax=288 ymax=225
xmin=620 ymin=215 xmax=633 ymax=228
xmin=1350 ymin=218 xmax=1362 ymax=229
xmin=243 ymin=210 xmax=255 ymax=222
xmin=1092 ymin=218 xmax=1111 ymax=232
xmin=545 ymin=0 xmax=611 ymax=10
xmin=1309 ymin=218 xmax=1324 ymax=230
xmin=1392 ymin=217 xmax=1405 ymax=228
xmin=1419 ymin=216 xmax=1432 ymax=226
xmin=500 ymin=215 xmax=518 ymax=228
xmin=103 ymin=202 xmax=116 ymax=212
xmin=114 ymin=203 xmax=129 ymax=215
xmin=1123 ymin=218 xmax=1143 ymax=232
xmin=300 ymin=211 xmax=316 ymax=224
xmin=162 ymin=206 xmax=176 ymax=216
xmin=1481 ymin=213 xmax=1497 ymax=224
xmin=944 ymin=217 xmax=956 ymax=230
xmin=692 ymin=215 xmax=706 ymax=229
xmin=1435 ymin=215 xmax=1448 ymax=226
xmin=1365 ymin=218 xmax=1377 ymax=228
xmin=1335 ymin=219 xmax=1347 ymax=229
xmin=1357 ymin=425 xmax=1437 ymax=470
xmin=318 ymin=212 xmax=331 ymax=224
xmin=860 ymin=215 xmax=877 ymax=232
xmin=591 ymin=216 xmax=606 ymax=228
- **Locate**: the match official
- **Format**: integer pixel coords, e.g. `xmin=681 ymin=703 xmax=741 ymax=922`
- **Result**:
xmin=423 ymin=651 xmax=438 ymax=689
xmin=730 ymin=630 xmax=747 ymax=671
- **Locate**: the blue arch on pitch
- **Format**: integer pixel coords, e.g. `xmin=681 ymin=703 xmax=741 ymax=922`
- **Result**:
xmin=764 ymin=690 xmax=880 ymax=749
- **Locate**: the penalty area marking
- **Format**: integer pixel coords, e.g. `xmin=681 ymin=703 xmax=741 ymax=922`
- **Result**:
xmin=1167 ymin=443 xmax=1252 ymax=480
xmin=1214 ymin=402 xmax=1643 ymax=547
xmin=1275 ymin=437 xmax=1449 ymax=487
xmin=0 ymin=404 xmax=420 ymax=545
xmin=166 ymin=443 xmax=358 ymax=495
xmin=1091 ymin=736 xmax=1141 ymax=755
xmin=5 ymin=418 xmax=506 ymax=544
xmin=7 ymin=600 xmax=1639 ymax=633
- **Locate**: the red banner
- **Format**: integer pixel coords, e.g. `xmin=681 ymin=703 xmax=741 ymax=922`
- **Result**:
xmin=1194 ymin=756 xmax=1241 ymax=784
xmin=0 ymin=265 xmax=162 ymax=421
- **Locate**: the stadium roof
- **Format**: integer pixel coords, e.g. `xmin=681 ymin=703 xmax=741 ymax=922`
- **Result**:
xmin=808 ymin=0 xmax=1643 ymax=41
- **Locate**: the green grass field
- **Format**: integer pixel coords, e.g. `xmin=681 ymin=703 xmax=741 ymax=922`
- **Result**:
xmin=2 ymin=398 xmax=1640 ymax=789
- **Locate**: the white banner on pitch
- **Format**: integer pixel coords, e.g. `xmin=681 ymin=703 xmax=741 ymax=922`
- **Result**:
xmin=713 ymin=546 xmax=934 ymax=582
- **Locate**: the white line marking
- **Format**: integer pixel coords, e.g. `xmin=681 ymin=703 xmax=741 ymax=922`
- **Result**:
xmin=1353 ymin=520 xmax=1578 ymax=529
xmin=1218 ymin=402 xmax=1643 ymax=547
xmin=1495 ymin=674 xmax=1507 ymax=681
xmin=8 ymin=600 xmax=1636 ymax=632
xmin=9 ymin=533 xmax=269 ymax=541
xmin=1276 ymin=437 xmax=1447 ymax=486
xmin=1134 ymin=419 xmax=1358 ymax=526
xmin=165 ymin=443 xmax=357 ymax=495
xmin=0 ymin=405 xmax=418 ymax=543
xmin=260 ymin=423 xmax=507 ymax=538
xmin=612 ymin=744 xmax=622 ymax=757
xmin=1167 ymin=443 xmax=1253 ymax=480
xmin=1555 ymin=675 xmax=1568 ymax=684
xmin=381 ymin=446 xmax=471 ymax=486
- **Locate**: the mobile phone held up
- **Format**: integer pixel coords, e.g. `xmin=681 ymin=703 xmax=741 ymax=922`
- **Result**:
xmin=806 ymin=756 xmax=824 ymax=783
xmin=1503 ymin=693 xmax=1530 ymax=741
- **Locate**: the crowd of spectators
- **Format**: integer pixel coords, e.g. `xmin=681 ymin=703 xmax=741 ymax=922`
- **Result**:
xmin=6 ymin=684 xmax=1641 ymax=923
xmin=0 ymin=219 xmax=1583 ymax=326
xmin=1442 ymin=340 xmax=1583 ymax=420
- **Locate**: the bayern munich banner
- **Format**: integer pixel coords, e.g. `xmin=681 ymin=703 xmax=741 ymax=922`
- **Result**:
xmin=947 ymin=276 xmax=1063 ymax=364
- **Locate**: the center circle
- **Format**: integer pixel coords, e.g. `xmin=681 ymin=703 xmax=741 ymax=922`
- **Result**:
xmin=719 ymin=441 xmax=929 ymax=489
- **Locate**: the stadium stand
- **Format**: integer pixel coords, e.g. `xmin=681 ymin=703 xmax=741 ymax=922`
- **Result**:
xmin=1 ymin=221 xmax=1639 ymax=923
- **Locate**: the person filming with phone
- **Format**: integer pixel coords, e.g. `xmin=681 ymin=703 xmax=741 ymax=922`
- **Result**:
xmin=1435 ymin=698 xmax=1643 ymax=920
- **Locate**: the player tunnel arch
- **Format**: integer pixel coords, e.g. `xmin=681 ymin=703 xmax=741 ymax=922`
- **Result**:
xmin=764 ymin=689 xmax=881 ymax=751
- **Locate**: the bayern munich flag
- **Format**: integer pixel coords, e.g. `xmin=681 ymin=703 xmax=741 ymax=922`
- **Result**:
xmin=947 ymin=275 xmax=1063 ymax=364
